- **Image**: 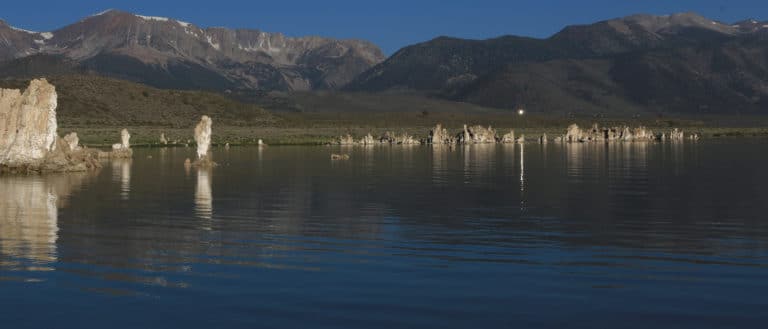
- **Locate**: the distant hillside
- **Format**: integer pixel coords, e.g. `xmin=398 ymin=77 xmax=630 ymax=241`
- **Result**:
xmin=0 ymin=9 xmax=384 ymax=92
xmin=0 ymin=75 xmax=276 ymax=127
xmin=347 ymin=13 xmax=768 ymax=114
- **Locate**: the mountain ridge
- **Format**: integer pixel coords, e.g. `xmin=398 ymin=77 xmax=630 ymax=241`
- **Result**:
xmin=0 ymin=9 xmax=385 ymax=91
xmin=3 ymin=11 xmax=768 ymax=114
xmin=346 ymin=12 xmax=768 ymax=114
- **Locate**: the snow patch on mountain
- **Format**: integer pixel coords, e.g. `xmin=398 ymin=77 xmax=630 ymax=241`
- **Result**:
xmin=137 ymin=15 xmax=169 ymax=22
xmin=91 ymin=9 xmax=115 ymax=17
xmin=206 ymin=35 xmax=220 ymax=50
xmin=8 ymin=26 xmax=54 ymax=41
xmin=10 ymin=26 xmax=38 ymax=34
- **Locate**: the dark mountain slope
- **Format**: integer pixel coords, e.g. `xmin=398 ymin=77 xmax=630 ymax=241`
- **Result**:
xmin=347 ymin=12 xmax=768 ymax=114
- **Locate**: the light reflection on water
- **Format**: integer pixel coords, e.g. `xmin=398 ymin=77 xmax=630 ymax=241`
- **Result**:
xmin=195 ymin=168 xmax=212 ymax=221
xmin=111 ymin=159 xmax=131 ymax=200
xmin=1 ymin=140 xmax=767 ymax=328
xmin=0 ymin=172 xmax=95 ymax=274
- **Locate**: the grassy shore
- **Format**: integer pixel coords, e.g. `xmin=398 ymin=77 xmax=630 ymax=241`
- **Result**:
xmin=3 ymin=75 xmax=765 ymax=146
xmin=62 ymin=112 xmax=768 ymax=147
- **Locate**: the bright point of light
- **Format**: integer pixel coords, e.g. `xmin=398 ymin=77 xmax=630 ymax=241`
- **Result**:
xmin=517 ymin=109 xmax=525 ymax=115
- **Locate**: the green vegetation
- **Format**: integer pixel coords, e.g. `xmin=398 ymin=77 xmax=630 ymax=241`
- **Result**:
xmin=0 ymin=75 xmax=276 ymax=127
xmin=2 ymin=74 xmax=767 ymax=147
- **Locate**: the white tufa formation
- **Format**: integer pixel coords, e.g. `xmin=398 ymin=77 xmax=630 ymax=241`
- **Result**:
xmin=428 ymin=124 xmax=453 ymax=145
xmin=62 ymin=132 xmax=80 ymax=152
xmin=0 ymin=79 xmax=58 ymax=166
xmin=395 ymin=132 xmax=421 ymax=145
xmin=670 ymin=128 xmax=685 ymax=141
xmin=194 ymin=115 xmax=213 ymax=160
xmin=338 ymin=134 xmax=355 ymax=145
xmin=459 ymin=125 xmax=498 ymax=144
xmin=121 ymin=129 xmax=130 ymax=149
xmin=566 ymin=124 xmax=584 ymax=142
xmin=561 ymin=123 xmax=670 ymax=143
xmin=359 ymin=133 xmax=376 ymax=145
xmin=112 ymin=129 xmax=131 ymax=150
xmin=501 ymin=130 xmax=516 ymax=143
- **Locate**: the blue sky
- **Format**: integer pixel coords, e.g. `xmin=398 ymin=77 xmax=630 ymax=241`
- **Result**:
xmin=2 ymin=0 xmax=766 ymax=54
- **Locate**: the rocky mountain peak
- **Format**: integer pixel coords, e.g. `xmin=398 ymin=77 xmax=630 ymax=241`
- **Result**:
xmin=0 ymin=9 xmax=385 ymax=91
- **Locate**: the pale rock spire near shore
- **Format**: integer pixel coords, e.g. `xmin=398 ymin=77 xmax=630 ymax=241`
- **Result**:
xmin=0 ymin=79 xmax=58 ymax=166
xmin=195 ymin=116 xmax=213 ymax=160
xmin=121 ymin=129 xmax=130 ymax=149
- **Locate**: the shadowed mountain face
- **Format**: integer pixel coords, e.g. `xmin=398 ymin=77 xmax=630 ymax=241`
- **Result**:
xmin=347 ymin=13 xmax=768 ymax=114
xmin=0 ymin=10 xmax=385 ymax=91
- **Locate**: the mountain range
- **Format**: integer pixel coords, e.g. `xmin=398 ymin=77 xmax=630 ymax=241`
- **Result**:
xmin=347 ymin=13 xmax=768 ymax=114
xmin=1 ymin=11 xmax=768 ymax=114
xmin=0 ymin=9 xmax=384 ymax=91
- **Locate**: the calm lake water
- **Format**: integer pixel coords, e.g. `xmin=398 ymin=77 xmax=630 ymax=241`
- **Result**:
xmin=2 ymin=141 xmax=767 ymax=328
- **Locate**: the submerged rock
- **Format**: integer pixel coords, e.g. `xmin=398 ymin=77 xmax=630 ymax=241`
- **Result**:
xmin=0 ymin=79 xmax=100 ymax=173
xmin=331 ymin=153 xmax=350 ymax=160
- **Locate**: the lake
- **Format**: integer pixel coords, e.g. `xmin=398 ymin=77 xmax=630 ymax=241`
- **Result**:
xmin=1 ymin=141 xmax=767 ymax=328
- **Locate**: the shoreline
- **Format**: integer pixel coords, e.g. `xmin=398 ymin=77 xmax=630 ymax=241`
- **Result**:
xmin=65 ymin=125 xmax=768 ymax=148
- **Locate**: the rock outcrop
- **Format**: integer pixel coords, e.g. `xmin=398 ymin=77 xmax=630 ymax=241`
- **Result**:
xmin=0 ymin=79 xmax=58 ymax=166
xmin=193 ymin=115 xmax=216 ymax=167
xmin=394 ymin=132 xmax=421 ymax=145
xmin=501 ymin=130 xmax=516 ymax=143
xmin=359 ymin=133 xmax=376 ymax=145
xmin=62 ymin=132 xmax=80 ymax=152
xmin=561 ymin=123 xmax=669 ymax=143
xmin=428 ymin=124 xmax=454 ymax=145
xmin=565 ymin=124 xmax=584 ymax=142
xmin=0 ymin=79 xmax=100 ymax=173
xmin=107 ymin=129 xmax=133 ymax=158
xmin=458 ymin=125 xmax=498 ymax=144
xmin=338 ymin=134 xmax=355 ymax=145
xmin=670 ymin=128 xmax=685 ymax=141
